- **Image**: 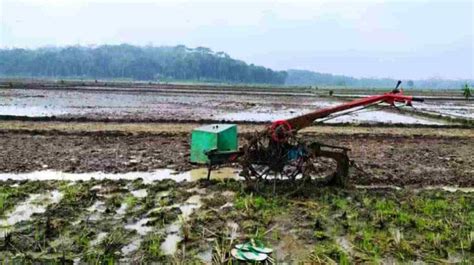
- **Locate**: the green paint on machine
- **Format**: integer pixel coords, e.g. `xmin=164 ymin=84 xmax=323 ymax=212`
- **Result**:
xmin=190 ymin=124 xmax=238 ymax=164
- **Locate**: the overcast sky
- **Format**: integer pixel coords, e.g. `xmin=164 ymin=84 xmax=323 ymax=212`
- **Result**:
xmin=1 ymin=0 xmax=472 ymax=79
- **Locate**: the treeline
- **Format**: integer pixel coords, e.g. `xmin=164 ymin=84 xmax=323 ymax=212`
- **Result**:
xmin=1 ymin=45 xmax=470 ymax=88
xmin=286 ymin=69 xmax=473 ymax=89
xmin=0 ymin=45 xmax=288 ymax=84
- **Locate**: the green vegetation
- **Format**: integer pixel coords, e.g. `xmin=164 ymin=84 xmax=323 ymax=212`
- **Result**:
xmin=189 ymin=182 xmax=473 ymax=263
xmin=141 ymin=233 xmax=164 ymax=260
xmin=0 ymin=179 xmax=472 ymax=263
xmin=0 ymin=188 xmax=12 ymax=215
xmin=0 ymin=181 xmax=50 ymax=216
xmin=0 ymin=45 xmax=287 ymax=84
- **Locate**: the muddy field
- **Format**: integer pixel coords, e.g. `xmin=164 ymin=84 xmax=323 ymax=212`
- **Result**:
xmin=0 ymin=82 xmax=473 ymax=263
xmin=0 ymin=127 xmax=472 ymax=187
xmin=2 ymin=84 xmax=472 ymax=125
xmin=0 ymin=123 xmax=473 ymax=263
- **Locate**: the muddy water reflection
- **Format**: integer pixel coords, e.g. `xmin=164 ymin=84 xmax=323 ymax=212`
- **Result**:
xmin=0 ymin=167 xmax=240 ymax=183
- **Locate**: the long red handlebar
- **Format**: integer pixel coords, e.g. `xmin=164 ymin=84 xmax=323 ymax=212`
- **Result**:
xmin=273 ymin=91 xmax=424 ymax=133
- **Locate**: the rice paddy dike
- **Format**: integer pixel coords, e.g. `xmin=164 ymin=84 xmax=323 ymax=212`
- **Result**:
xmin=0 ymin=80 xmax=473 ymax=263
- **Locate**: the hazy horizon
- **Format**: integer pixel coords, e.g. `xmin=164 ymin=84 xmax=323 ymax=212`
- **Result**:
xmin=1 ymin=0 xmax=473 ymax=80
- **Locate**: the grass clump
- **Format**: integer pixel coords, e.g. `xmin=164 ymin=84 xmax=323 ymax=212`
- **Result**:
xmin=309 ymin=240 xmax=350 ymax=264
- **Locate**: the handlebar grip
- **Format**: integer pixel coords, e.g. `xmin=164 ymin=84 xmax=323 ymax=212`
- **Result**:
xmin=395 ymin=80 xmax=402 ymax=89
xmin=411 ymin=97 xmax=424 ymax=102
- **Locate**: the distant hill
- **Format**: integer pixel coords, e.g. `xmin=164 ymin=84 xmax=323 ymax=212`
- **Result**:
xmin=286 ymin=69 xmax=473 ymax=89
xmin=0 ymin=44 xmax=287 ymax=84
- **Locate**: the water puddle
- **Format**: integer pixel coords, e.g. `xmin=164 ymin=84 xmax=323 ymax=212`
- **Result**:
xmin=0 ymin=105 xmax=67 ymax=117
xmin=131 ymin=189 xmax=148 ymax=198
xmin=422 ymin=186 xmax=474 ymax=193
xmin=356 ymin=185 xmax=474 ymax=193
xmin=0 ymin=167 xmax=240 ymax=184
xmin=121 ymin=216 xmax=155 ymax=256
xmin=220 ymin=202 xmax=234 ymax=209
xmin=90 ymin=184 xmax=102 ymax=191
xmin=120 ymin=218 xmax=152 ymax=257
xmin=124 ymin=218 xmax=153 ymax=236
xmin=87 ymin=201 xmax=106 ymax=213
xmin=197 ymin=247 xmax=213 ymax=264
xmin=156 ymin=191 xmax=171 ymax=198
xmin=121 ymin=238 xmax=142 ymax=256
xmin=86 ymin=200 xmax=107 ymax=221
xmin=90 ymin=232 xmax=108 ymax=246
xmin=179 ymin=195 xmax=202 ymax=219
xmin=0 ymin=190 xmax=62 ymax=236
xmin=161 ymin=233 xmax=182 ymax=256
xmin=160 ymin=193 xmax=204 ymax=256
xmin=355 ymin=185 xmax=402 ymax=191
xmin=189 ymin=167 xmax=240 ymax=181
xmin=336 ymin=236 xmax=355 ymax=256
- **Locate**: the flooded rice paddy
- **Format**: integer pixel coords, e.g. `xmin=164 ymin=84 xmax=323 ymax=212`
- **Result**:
xmin=2 ymin=87 xmax=469 ymax=124
xmin=219 ymin=108 xmax=445 ymax=125
xmin=0 ymin=88 xmax=332 ymax=121
xmin=417 ymin=101 xmax=474 ymax=119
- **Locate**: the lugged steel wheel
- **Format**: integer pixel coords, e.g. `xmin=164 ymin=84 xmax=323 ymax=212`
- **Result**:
xmin=241 ymin=132 xmax=300 ymax=178
xmin=240 ymin=131 xmax=350 ymax=190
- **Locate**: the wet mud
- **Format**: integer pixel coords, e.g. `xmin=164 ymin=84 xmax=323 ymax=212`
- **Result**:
xmin=0 ymin=131 xmax=471 ymax=187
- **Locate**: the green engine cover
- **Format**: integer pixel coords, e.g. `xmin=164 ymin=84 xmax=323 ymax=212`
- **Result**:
xmin=190 ymin=124 xmax=238 ymax=164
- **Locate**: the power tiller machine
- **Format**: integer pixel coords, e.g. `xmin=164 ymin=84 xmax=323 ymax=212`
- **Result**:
xmin=190 ymin=81 xmax=424 ymax=189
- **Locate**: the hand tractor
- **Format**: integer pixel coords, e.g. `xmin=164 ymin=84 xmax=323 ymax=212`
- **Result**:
xmin=190 ymin=81 xmax=424 ymax=189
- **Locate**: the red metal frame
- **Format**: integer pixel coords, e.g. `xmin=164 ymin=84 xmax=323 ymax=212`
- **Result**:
xmin=269 ymin=91 xmax=422 ymax=140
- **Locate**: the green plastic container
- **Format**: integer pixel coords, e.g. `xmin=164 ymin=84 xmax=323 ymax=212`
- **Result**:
xmin=190 ymin=124 xmax=238 ymax=164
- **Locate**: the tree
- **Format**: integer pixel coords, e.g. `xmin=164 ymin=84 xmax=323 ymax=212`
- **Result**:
xmin=0 ymin=45 xmax=287 ymax=84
